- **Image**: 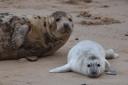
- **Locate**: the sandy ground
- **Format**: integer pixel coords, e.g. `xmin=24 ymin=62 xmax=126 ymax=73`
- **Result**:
xmin=0 ymin=0 xmax=128 ymax=85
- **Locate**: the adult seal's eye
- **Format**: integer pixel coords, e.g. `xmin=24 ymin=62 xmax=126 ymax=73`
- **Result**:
xmin=97 ymin=64 xmax=101 ymax=67
xmin=68 ymin=18 xmax=72 ymax=22
xmin=87 ymin=64 xmax=91 ymax=67
xmin=56 ymin=18 xmax=60 ymax=22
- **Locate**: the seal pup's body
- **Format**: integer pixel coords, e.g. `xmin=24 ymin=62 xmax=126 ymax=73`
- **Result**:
xmin=50 ymin=40 xmax=118 ymax=77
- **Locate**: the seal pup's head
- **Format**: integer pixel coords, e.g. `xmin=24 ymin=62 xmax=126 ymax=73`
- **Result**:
xmin=82 ymin=55 xmax=106 ymax=78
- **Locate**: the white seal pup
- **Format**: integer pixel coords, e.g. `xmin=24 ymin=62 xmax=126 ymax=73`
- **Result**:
xmin=50 ymin=40 xmax=118 ymax=77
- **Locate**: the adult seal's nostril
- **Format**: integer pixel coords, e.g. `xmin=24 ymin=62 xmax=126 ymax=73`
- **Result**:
xmin=63 ymin=23 xmax=69 ymax=28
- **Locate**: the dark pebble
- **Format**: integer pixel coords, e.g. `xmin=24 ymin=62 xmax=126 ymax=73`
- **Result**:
xmin=102 ymin=5 xmax=109 ymax=8
xmin=124 ymin=33 xmax=128 ymax=36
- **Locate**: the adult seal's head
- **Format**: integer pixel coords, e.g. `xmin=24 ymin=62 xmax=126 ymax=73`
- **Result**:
xmin=51 ymin=11 xmax=73 ymax=35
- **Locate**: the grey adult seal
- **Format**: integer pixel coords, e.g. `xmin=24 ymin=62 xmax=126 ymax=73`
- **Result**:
xmin=0 ymin=11 xmax=73 ymax=61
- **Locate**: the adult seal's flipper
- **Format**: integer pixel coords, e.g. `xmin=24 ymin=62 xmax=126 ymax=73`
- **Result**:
xmin=26 ymin=56 xmax=39 ymax=62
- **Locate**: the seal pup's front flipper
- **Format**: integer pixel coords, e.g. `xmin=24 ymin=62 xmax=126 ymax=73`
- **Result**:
xmin=49 ymin=64 xmax=71 ymax=73
xmin=105 ymin=60 xmax=117 ymax=75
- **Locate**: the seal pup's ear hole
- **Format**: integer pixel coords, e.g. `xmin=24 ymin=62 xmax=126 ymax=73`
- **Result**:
xmin=49 ymin=64 xmax=71 ymax=73
xmin=105 ymin=60 xmax=117 ymax=75
xmin=105 ymin=49 xmax=119 ymax=59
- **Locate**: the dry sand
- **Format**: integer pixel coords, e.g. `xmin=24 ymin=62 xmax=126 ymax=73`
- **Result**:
xmin=0 ymin=0 xmax=128 ymax=85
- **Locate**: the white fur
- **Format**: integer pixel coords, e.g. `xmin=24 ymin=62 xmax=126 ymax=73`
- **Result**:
xmin=50 ymin=40 xmax=118 ymax=77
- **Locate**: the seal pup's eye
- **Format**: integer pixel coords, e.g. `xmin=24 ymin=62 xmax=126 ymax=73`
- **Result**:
xmin=97 ymin=64 xmax=101 ymax=67
xmin=56 ymin=18 xmax=61 ymax=22
xmin=68 ymin=18 xmax=72 ymax=22
xmin=87 ymin=64 xmax=91 ymax=67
